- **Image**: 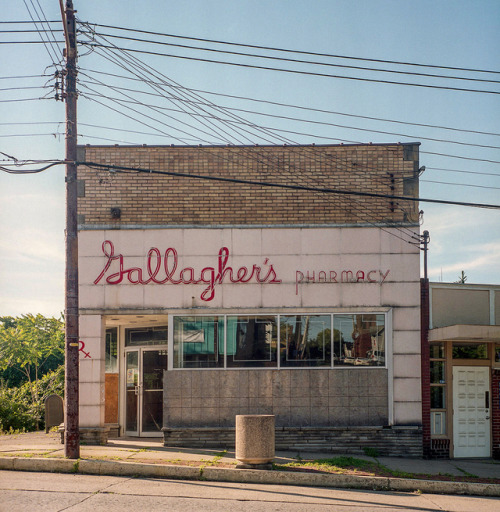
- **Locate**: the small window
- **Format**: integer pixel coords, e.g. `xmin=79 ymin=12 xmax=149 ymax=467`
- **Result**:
xmin=226 ymin=315 xmax=277 ymax=368
xmin=125 ymin=326 xmax=167 ymax=347
xmin=431 ymin=386 xmax=445 ymax=409
xmin=452 ymin=342 xmax=488 ymax=359
xmin=494 ymin=345 xmax=500 ymax=363
xmin=280 ymin=315 xmax=331 ymax=367
xmin=105 ymin=328 xmax=118 ymax=373
xmin=333 ymin=314 xmax=385 ymax=366
xmin=429 ymin=342 xmax=444 ymax=359
xmin=430 ymin=360 xmax=445 ymax=384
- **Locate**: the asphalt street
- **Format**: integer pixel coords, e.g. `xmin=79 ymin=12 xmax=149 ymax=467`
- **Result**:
xmin=1 ymin=470 xmax=499 ymax=512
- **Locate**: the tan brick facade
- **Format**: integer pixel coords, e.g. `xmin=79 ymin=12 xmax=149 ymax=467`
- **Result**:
xmin=76 ymin=143 xmax=420 ymax=226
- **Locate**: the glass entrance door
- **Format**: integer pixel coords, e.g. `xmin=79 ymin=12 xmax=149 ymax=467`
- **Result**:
xmin=125 ymin=348 xmax=167 ymax=436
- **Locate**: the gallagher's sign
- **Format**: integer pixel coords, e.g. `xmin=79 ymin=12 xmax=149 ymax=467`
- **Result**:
xmin=93 ymin=240 xmax=390 ymax=302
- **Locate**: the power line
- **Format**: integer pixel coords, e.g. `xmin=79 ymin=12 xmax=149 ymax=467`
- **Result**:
xmin=426 ymin=166 xmax=500 ymax=178
xmin=79 ymin=160 xmax=500 ymax=210
xmin=0 ymin=20 xmax=59 ymax=24
xmin=76 ymin=28 xmax=500 ymax=85
xmin=80 ymin=22 xmax=500 ymax=76
xmin=0 ymin=73 xmax=52 ymax=80
xmin=74 ymin=32 xmax=496 ymax=243
xmin=78 ymin=42 xmax=500 ymax=95
xmin=79 ymin=68 xmax=500 ymax=138
xmin=78 ymin=42 xmax=420 ymax=241
xmin=78 ymin=89 xmax=500 ymax=165
xmin=77 ymin=78 xmax=500 ymax=150
xmin=421 ymin=179 xmax=500 ymax=190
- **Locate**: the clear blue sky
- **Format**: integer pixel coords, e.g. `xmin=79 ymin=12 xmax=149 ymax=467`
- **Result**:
xmin=1 ymin=0 xmax=499 ymax=317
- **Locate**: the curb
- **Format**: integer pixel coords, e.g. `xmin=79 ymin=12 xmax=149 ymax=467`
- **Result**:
xmin=1 ymin=457 xmax=499 ymax=497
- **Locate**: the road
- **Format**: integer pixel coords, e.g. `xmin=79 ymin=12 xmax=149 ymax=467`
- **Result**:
xmin=0 ymin=470 xmax=498 ymax=511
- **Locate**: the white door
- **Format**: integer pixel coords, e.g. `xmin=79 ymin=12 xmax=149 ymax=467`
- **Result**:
xmin=453 ymin=366 xmax=490 ymax=458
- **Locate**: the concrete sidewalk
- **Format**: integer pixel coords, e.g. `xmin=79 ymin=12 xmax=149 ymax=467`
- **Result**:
xmin=1 ymin=432 xmax=499 ymax=497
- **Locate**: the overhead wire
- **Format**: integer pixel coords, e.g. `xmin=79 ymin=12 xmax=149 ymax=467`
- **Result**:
xmin=22 ymin=0 xmax=61 ymax=67
xmin=76 ymin=29 xmax=500 ymax=85
xmin=78 ymin=36 xmax=422 ymax=244
xmin=76 ymin=41 xmax=404 ymax=237
xmin=78 ymin=68 xmax=500 ymax=138
xmin=79 ymin=160 xmax=500 ymax=210
xmin=71 ymin=24 xmax=496 ymax=246
xmin=76 ymin=78 xmax=500 ymax=151
xmin=80 ymin=22 xmax=500 ymax=76
xmin=77 ymin=41 xmax=500 ymax=96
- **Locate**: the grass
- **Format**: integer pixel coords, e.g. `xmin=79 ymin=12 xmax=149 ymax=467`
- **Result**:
xmin=274 ymin=456 xmax=422 ymax=480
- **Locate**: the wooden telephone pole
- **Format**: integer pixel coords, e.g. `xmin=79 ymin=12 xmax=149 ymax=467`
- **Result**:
xmin=60 ymin=0 xmax=79 ymax=459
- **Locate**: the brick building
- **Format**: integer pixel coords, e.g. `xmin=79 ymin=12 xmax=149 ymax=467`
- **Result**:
xmin=425 ymin=282 xmax=500 ymax=458
xmin=76 ymin=142 xmax=423 ymax=455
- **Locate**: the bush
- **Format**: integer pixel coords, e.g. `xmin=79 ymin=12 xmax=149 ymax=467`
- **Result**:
xmin=0 ymin=365 xmax=64 ymax=433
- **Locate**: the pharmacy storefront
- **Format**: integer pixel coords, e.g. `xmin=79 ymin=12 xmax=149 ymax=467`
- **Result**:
xmin=78 ymin=225 xmax=422 ymax=455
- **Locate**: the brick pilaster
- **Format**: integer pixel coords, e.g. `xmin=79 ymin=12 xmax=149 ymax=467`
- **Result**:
xmin=421 ymin=278 xmax=432 ymax=458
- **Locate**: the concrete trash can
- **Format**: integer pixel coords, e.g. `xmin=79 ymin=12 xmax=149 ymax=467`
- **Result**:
xmin=235 ymin=414 xmax=275 ymax=469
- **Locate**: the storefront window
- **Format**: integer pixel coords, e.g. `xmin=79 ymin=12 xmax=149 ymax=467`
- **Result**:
xmin=452 ymin=342 xmax=488 ymax=359
xmin=171 ymin=312 xmax=388 ymax=369
xmin=226 ymin=315 xmax=277 ymax=368
xmin=280 ymin=315 xmax=331 ymax=367
xmin=105 ymin=328 xmax=118 ymax=373
xmin=173 ymin=316 xmax=224 ymax=368
xmin=333 ymin=314 xmax=385 ymax=366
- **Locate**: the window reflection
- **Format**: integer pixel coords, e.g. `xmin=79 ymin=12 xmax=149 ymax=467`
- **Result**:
xmin=333 ymin=314 xmax=385 ymax=366
xmin=280 ymin=315 xmax=331 ymax=367
xmin=173 ymin=316 xmax=224 ymax=368
xmin=226 ymin=316 xmax=277 ymax=368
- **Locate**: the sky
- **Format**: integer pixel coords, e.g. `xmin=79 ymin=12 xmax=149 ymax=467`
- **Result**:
xmin=1 ymin=0 xmax=499 ymax=317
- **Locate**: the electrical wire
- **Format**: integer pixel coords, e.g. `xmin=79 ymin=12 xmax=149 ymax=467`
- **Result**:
xmin=76 ymin=78 xmax=500 ymax=151
xmin=80 ymin=22 xmax=500 ymax=76
xmin=22 ymin=0 xmax=61 ymax=67
xmin=76 ymin=28 xmax=500 ymax=85
xmin=78 ymin=42 xmax=500 ymax=96
xmin=78 ymin=68 xmax=500 ymax=138
xmin=421 ymin=179 xmax=500 ymax=190
xmin=74 ymin=28 xmax=492 ymax=244
xmin=72 ymin=38 xmax=474 ymax=242
xmin=76 ymin=87 xmax=500 ymax=165
xmin=79 ymin=160 xmax=500 ymax=210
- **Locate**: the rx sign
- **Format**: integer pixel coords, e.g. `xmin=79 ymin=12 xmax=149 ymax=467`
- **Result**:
xmin=79 ymin=341 xmax=91 ymax=358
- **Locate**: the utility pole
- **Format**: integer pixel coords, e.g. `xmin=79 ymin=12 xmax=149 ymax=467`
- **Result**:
xmin=61 ymin=0 xmax=79 ymax=459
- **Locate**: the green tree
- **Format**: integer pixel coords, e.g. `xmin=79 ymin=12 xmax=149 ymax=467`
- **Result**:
xmin=0 ymin=314 xmax=64 ymax=404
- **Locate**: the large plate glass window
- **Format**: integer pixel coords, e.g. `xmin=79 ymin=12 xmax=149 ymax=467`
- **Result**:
xmin=173 ymin=316 xmax=224 ymax=368
xmin=333 ymin=314 xmax=385 ymax=366
xmin=226 ymin=315 xmax=277 ymax=368
xmin=280 ymin=315 xmax=331 ymax=367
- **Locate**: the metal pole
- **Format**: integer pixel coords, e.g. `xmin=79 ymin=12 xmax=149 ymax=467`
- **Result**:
xmin=63 ymin=0 xmax=79 ymax=459
xmin=423 ymin=230 xmax=429 ymax=281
